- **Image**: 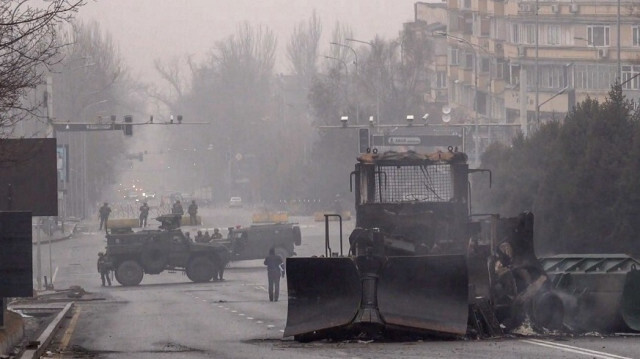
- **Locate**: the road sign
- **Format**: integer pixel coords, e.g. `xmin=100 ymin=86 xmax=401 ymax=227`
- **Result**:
xmin=372 ymin=134 xmax=463 ymax=147
xmin=52 ymin=123 xmax=124 ymax=132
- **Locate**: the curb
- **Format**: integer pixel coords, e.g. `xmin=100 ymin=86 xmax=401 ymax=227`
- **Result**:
xmin=32 ymin=224 xmax=77 ymax=245
xmin=18 ymin=302 xmax=73 ymax=359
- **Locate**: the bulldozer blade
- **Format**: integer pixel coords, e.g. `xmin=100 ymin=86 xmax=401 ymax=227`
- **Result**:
xmin=377 ymin=255 xmax=469 ymax=336
xmin=284 ymin=257 xmax=361 ymax=337
xmin=621 ymin=268 xmax=640 ymax=331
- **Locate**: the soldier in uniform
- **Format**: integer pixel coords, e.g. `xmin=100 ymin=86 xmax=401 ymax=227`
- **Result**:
xmin=172 ymin=200 xmax=184 ymax=216
xmin=212 ymin=228 xmax=223 ymax=239
xmin=98 ymin=202 xmax=111 ymax=231
xmin=139 ymin=202 xmax=150 ymax=227
xmin=264 ymin=248 xmax=285 ymax=301
xmin=97 ymin=252 xmax=111 ymax=286
xmin=195 ymin=230 xmax=204 ymax=243
xmin=188 ymin=200 xmax=198 ymax=225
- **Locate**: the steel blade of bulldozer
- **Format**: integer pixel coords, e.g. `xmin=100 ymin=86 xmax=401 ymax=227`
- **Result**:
xmin=284 ymin=257 xmax=361 ymax=337
xmin=621 ymin=268 xmax=640 ymax=331
xmin=377 ymin=255 xmax=469 ymax=335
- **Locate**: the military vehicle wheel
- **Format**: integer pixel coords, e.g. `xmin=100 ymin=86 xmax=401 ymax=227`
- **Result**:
xmin=293 ymin=226 xmax=302 ymax=246
xmin=186 ymin=257 xmax=215 ymax=283
xmin=274 ymin=246 xmax=290 ymax=263
xmin=115 ymin=260 xmax=144 ymax=286
xmin=140 ymin=244 xmax=168 ymax=274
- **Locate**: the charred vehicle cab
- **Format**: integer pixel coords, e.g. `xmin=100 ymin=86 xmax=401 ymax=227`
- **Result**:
xmin=105 ymin=214 xmax=230 ymax=286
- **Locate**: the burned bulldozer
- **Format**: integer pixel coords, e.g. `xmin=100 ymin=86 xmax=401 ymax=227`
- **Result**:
xmin=284 ymin=149 xmax=640 ymax=341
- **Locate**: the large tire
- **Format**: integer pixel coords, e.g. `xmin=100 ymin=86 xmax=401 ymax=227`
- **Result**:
xmin=140 ymin=243 xmax=168 ymax=274
xmin=292 ymin=226 xmax=302 ymax=246
xmin=274 ymin=246 xmax=290 ymax=263
xmin=115 ymin=260 xmax=144 ymax=286
xmin=186 ymin=256 xmax=215 ymax=283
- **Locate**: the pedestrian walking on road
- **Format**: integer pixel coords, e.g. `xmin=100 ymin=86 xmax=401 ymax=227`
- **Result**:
xmin=139 ymin=202 xmax=150 ymax=227
xmin=98 ymin=202 xmax=111 ymax=231
xmin=264 ymin=248 xmax=285 ymax=302
xmin=188 ymin=200 xmax=198 ymax=225
xmin=97 ymin=252 xmax=111 ymax=286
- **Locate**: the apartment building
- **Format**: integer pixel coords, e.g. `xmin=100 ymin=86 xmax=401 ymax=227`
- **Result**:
xmin=408 ymin=0 xmax=640 ymax=155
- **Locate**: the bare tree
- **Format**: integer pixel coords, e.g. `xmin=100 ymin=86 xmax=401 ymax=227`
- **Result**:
xmin=287 ymin=10 xmax=322 ymax=84
xmin=0 ymin=0 xmax=84 ymax=133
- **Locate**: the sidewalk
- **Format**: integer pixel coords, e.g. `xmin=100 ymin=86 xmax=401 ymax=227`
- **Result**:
xmin=32 ymin=220 xmax=78 ymax=245
xmin=0 ymin=221 xmax=81 ymax=356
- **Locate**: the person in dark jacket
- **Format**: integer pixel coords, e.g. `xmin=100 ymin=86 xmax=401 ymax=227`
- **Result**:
xmin=139 ymin=202 xmax=150 ymax=227
xmin=98 ymin=202 xmax=111 ymax=231
xmin=97 ymin=252 xmax=111 ymax=286
xmin=172 ymin=200 xmax=184 ymax=216
xmin=264 ymin=248 xmax=284 ymax=301
xmin=188 ymin=200 xmax=198 ymax=225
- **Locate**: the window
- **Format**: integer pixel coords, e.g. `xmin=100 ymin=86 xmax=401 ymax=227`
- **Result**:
xmin=574 ymin=64 xmax=616 ymax=89
xmin=547 ymin=25 xmax=560 ymax=45
xmin=587 ymin=25 xmax=610 ymax=47
xmin=512 ymin=24 xmax=519 ymax=43
xmin=622 ymin=65 xmax=640 ymax=89
xmin=450 ymin=48 xmax=459 ymax=65
xmin=436 ymin=72 xmax=447 ymax=89
xmin=465 ymin=53 xmax=474 ymax=69
xmin=633 ymin=26 xmax=640 ymax=47
xmin=480 ymin=58 xmax=490 ymax=73
xmin=524 ymin=24 xmax=535 ymax=44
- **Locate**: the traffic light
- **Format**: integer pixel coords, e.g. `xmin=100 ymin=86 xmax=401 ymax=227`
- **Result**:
xmin=123 ymin=115 xmax=133 ymax=136
xmin=358 ymin=128 xmax=370 ymax=153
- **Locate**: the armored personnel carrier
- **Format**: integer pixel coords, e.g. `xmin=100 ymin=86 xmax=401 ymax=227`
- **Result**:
xmin=104 ymin=214 xmax=230 ymax=286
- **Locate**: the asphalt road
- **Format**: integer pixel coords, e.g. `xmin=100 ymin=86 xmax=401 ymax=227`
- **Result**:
xmin=35 ymin=207 xmax=640 ymax=358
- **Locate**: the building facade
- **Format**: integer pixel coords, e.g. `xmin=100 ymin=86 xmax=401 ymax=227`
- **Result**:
xmin=410 ymin=0 xmax=640 ymax=159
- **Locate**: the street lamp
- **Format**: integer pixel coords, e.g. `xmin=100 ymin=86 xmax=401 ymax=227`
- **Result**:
xmin=346 ymin=38 xmax=380 ymax=123
xmin=330 ymin=42 xmax=359 ymax=124
xmin=323 ymin=55 xmax=350 ymax=106
xmin=434 ymin=31 xmax=482 ymax=165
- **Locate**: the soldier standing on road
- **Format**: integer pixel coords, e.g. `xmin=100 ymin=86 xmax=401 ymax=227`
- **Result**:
xmin=97 ymin=252 xmax=111 ymax=286
xmin=188 ymin=200 xmax=198 ymax=225
xmin=139 ymin=202 xmax=150 ymax=227
xmin=172 ymin=200 xmax=184 ymax=216
xmin=264 ymin=248 xmax=285 ymax=302
xmin=98 ymin=202 xmax=111 ymax=231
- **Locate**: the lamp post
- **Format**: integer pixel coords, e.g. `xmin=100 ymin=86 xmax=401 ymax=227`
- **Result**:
xmin=323 ymin=55 xmax=350 ymax=107
xmin=346 ymin=38 xmax=380 ymax=123
xmin=79 ymin=99 xmax=109 ymax=219
xmin=434 ymin=31 xmax=484 ymax=165
xmin=330 ymin=42 xmax=359 ymax=124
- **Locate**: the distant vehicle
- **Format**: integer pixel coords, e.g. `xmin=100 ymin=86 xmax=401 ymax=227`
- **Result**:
xmin=216 ymin=222 xmax=302 ymax=262
xmin=104 ymin=214 xmax=230 ymax=286
xmin=229 ymin=197 xmax=242 ymax=208
xmin=124 ymin=191 xmax=139 ymax=201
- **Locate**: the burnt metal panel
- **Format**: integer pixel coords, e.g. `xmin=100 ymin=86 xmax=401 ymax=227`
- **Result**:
xmin=0 ymin=138 xmax=57 ymax=216
xmin=0 ymin=211 xmax=33 ymax=297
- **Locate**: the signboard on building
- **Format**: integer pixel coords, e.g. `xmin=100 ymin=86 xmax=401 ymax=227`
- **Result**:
xmin=0 ymin=138 xmax=57 ymax=216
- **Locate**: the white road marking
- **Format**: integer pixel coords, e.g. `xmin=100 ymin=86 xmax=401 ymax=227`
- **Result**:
xmin=256 ymin=321 xmax=263 ymax=324
xmin=247 ymin=317 xmax=253 ymax=320
xmin=521 ymin=339 xmax=632 ymax=359
xmin=202 ymin=300 xmax=207 ymax=302
xmin=279 ymin=330 xmax=284 ymax=333
xmin=267 ymin=325 xmax=274 ymax=329
xmin=239 ymin=313 xmax=245 ymax=316
xmin=217 ymin=305 xmax=223 ymax=308
xmin=231 ymin=310 xmax=237 ymax=313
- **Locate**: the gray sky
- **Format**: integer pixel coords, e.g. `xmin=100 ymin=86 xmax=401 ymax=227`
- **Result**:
xmin=78 ymin=0 xmax=418 ymax=82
